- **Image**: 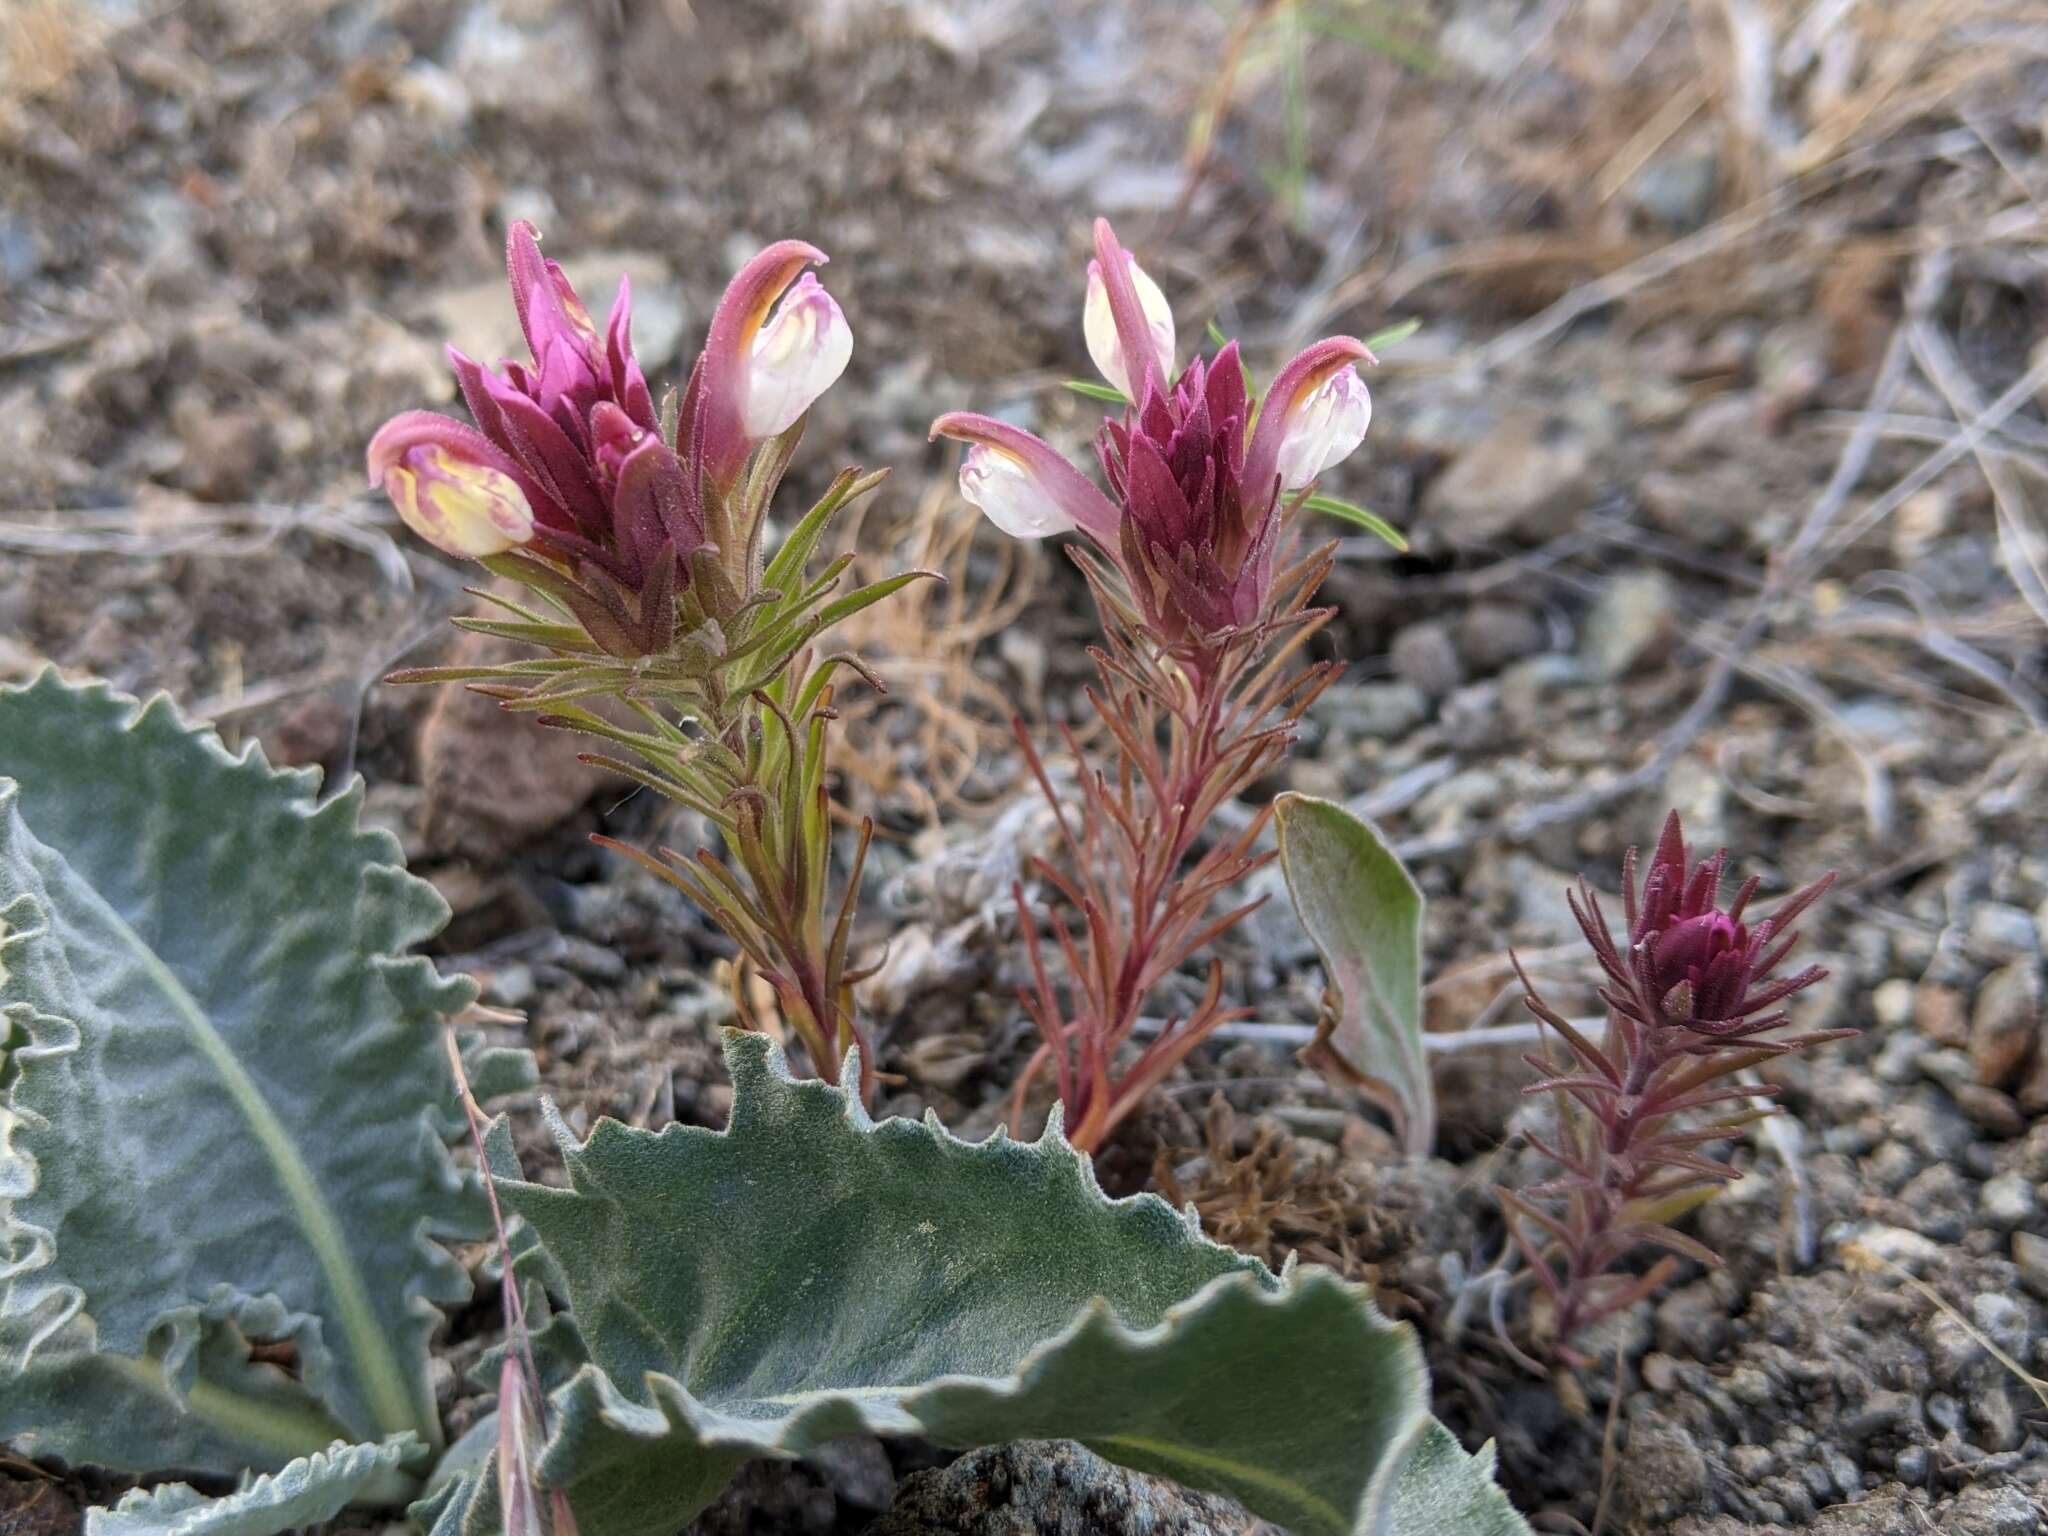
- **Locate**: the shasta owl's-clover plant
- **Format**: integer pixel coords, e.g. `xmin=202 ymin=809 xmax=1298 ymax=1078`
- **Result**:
xmin=1 ymin=222 xmax=1539 ymax=1536
xmin=371 ymin=223 xmax=914 ymax=1099
xmin=1500 ymin=815 xmax=1846 ymax=1363
xmin=933 ymin=218 xmax=1380 ymax=1151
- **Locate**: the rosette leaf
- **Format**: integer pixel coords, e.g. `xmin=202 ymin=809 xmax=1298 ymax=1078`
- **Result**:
xmin=85 ymin=1435 xmax=421 ymax=1536
xmin=0 ymin=672 xmax=531 ymax=1481
xmin=419 ymin=1032 xmax=1527 ymax=1536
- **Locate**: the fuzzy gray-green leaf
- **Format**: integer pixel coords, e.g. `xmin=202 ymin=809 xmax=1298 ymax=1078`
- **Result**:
xmin=86 ymin=1434 xmax=419 ymax=1536
xmin=0 ymin=672 xmax=525 ymax=1476
xmin=1275 ymin=792 xmax=1434 ymax=1158
xmin=427 ymin=1032 xmax=1527 ymax=1536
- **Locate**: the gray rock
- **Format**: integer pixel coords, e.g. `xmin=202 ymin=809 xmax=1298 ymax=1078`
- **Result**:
xmin=1979 ymin=1171 xmax=2037 ymax=1229
xmin=2014 ymin=1230 xmax=2048 ymax=1298
xmin=1729 ymin=1443 xmax=1775 ymax=1481
xmin=865 ymin=1441 xmax=1247 ymax=1535
xmin=1871 ymin=1027 xmax=1925 ymax=1086
xmin=1969 ymin=1292 xmax=2030 ymax=1356
xmin=1453 ymin=602 xmax=1545 ymax=675
xmin=1323 ymin=681 xmax=1427 ymax=741
xmin=1422 ymin=411 xmax=1595 ymax=545
xmin=1871 ymin=977 xmax=1915 ymax=1030
xmin=1946 ymin=1483 xmax=2044 ymax=1536
xmin=0 ymin=212 xmax=40 ymax=285
xmin=1498 ymin=653 xmax=1585 ymax=731
xmin=1969 ymin=901 xmax=2039 ymax=958
xmin=1628 ymin=150 xmax=1720 ymax=230
xmin=1439 ymin=683 xmax=1500 ymax=752
xmin=803 ymin=1436 xmax=897 ymax=1513
xmin=487 ymin=963 xmax=537 ymax=1009
xmin=1915 ymin=1046 xmax=1976 ymax=1094
xmin=1390 ymin=620 xmax=1464 ymax=699
xmin=1616 ymin=1408 xmax=1708 ymax=1523
xmin=1503 ymin=855 xmax=1583 ymax=942
xmin=1841 ymin=1388 xmax=1916 ymax=1441
xmin=1925 ymin=1392 xmax=1964 ymax=1434
xmin=448 ymin=0 xmax=604 ymax=125
xmin=1654 ymin=1280 xmax=1731 ymax=1361
xmin=1580 ymin=568 xmax=1677 ymax=682
xmin=1890 ymin=1087 xmax=1975 ymax=1165
xmin=1970 ymin=960 xmax=2040 ymax=1089
xmin=1969 ymin=1382 xmax=2025 ymax=1453
xmin=546 ymin=934 xmax=627 ymax=984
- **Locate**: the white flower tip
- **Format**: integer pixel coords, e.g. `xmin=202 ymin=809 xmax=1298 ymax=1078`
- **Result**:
xmin=1276 ymin=366 xmax=1372 ymax=491
xmin=1082 ymin=252 xmax=1175 ymax=399
xmin=959 ymin=443 xmax=1075 ymax=539
xmin=741 ymin=272 xmax=853 ymax=439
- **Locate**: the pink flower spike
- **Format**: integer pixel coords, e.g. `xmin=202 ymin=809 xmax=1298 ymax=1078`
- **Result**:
xmin=696 ymin=238 xmax=830 ymax=486
xmin=931 ymin=411 xmax=1120 ymax=543
xmin=1243 ymin=335 xmax=1373 ymax=502
xmin=1084 ymin=228 xmax=1175 ymax=401
xmin=740 ymin=272 xmax=853 ymax=439
xmin=1274 ymin=364 xmax=1371 ymax=490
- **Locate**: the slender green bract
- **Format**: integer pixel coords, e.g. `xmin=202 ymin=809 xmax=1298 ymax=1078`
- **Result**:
xmin=1275 ymin=792 xmax=1435 ymax=1158
xmin=418 ymin=1032 xmax=1528 ymax=1536
xmin=0 ymin=672 xmax=528 ymax=1479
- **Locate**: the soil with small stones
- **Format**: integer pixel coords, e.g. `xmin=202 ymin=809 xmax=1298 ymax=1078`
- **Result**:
xmin=4 ymin=1 xmax=2047 ymax=1532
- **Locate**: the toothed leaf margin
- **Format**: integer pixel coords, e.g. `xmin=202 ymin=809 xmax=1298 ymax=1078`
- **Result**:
xmin=422 ymin=1032 xmax=1528 ymax=1536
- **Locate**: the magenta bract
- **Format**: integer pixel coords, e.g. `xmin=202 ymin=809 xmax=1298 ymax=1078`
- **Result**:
xmin=1577 ymin=810 xmax=1833 ymax=1043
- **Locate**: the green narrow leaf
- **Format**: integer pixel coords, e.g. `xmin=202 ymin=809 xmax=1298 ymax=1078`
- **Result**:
xmin=0 ymin=672 xmax=532 ymax=1477
xmin=808 ymin=569 xmax=938 ymax=634
xmin=1062 ymin=379 xmax=1131 ymax=406
xmin=85 ymin=1435 xmax=420 ymax=1536
xmin=758 ymin=466 xmax=885 ymax=600
xmin=448 ymin=617 xmax=607 ymax=655
xmin=421 ymin=1032 xmax=1526 ymax=1536
xmin=1274 ymin=793 xmax=1435 ymax=1158
xmin=1362 ymin=317 xmax=1423 ymax=353
xmin=1302 ymin=494 xmax=1409 ymax=552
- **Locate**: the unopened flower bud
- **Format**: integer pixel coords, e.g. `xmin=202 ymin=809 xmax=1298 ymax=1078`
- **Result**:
xmin=1083 ymin=252 xmax=1175 ymax=400
xmin=379 ymin=442 xmax=534 ymax=558
xmin=959 ymin=442 xmax=1074 ymax=539
xmin=1275 ymin=365 xmax=1371 ymax=490
xmin=741 ymin=273 xmax=852 ymax=439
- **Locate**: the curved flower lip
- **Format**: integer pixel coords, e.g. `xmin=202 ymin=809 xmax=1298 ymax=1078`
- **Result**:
xmin=366 ymin=410 xmax=532 ymax=493
xmin=1274 ymin=364 xmax=1372 ymax=491
xmin=930 ymin=412 xmax=1120 ymax=543
xmin=1243 ymin=335 xmax=1374 ymax=501
xmin=1090 ymin=218 xmax=1174 ymax=401
xmin=740 ymin=272 xmax=853 ymax=439
xmin=696 ymin=238 xmax=831 ymax=485
xmin=957 ymin=443 xmax=1070 ymax=539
